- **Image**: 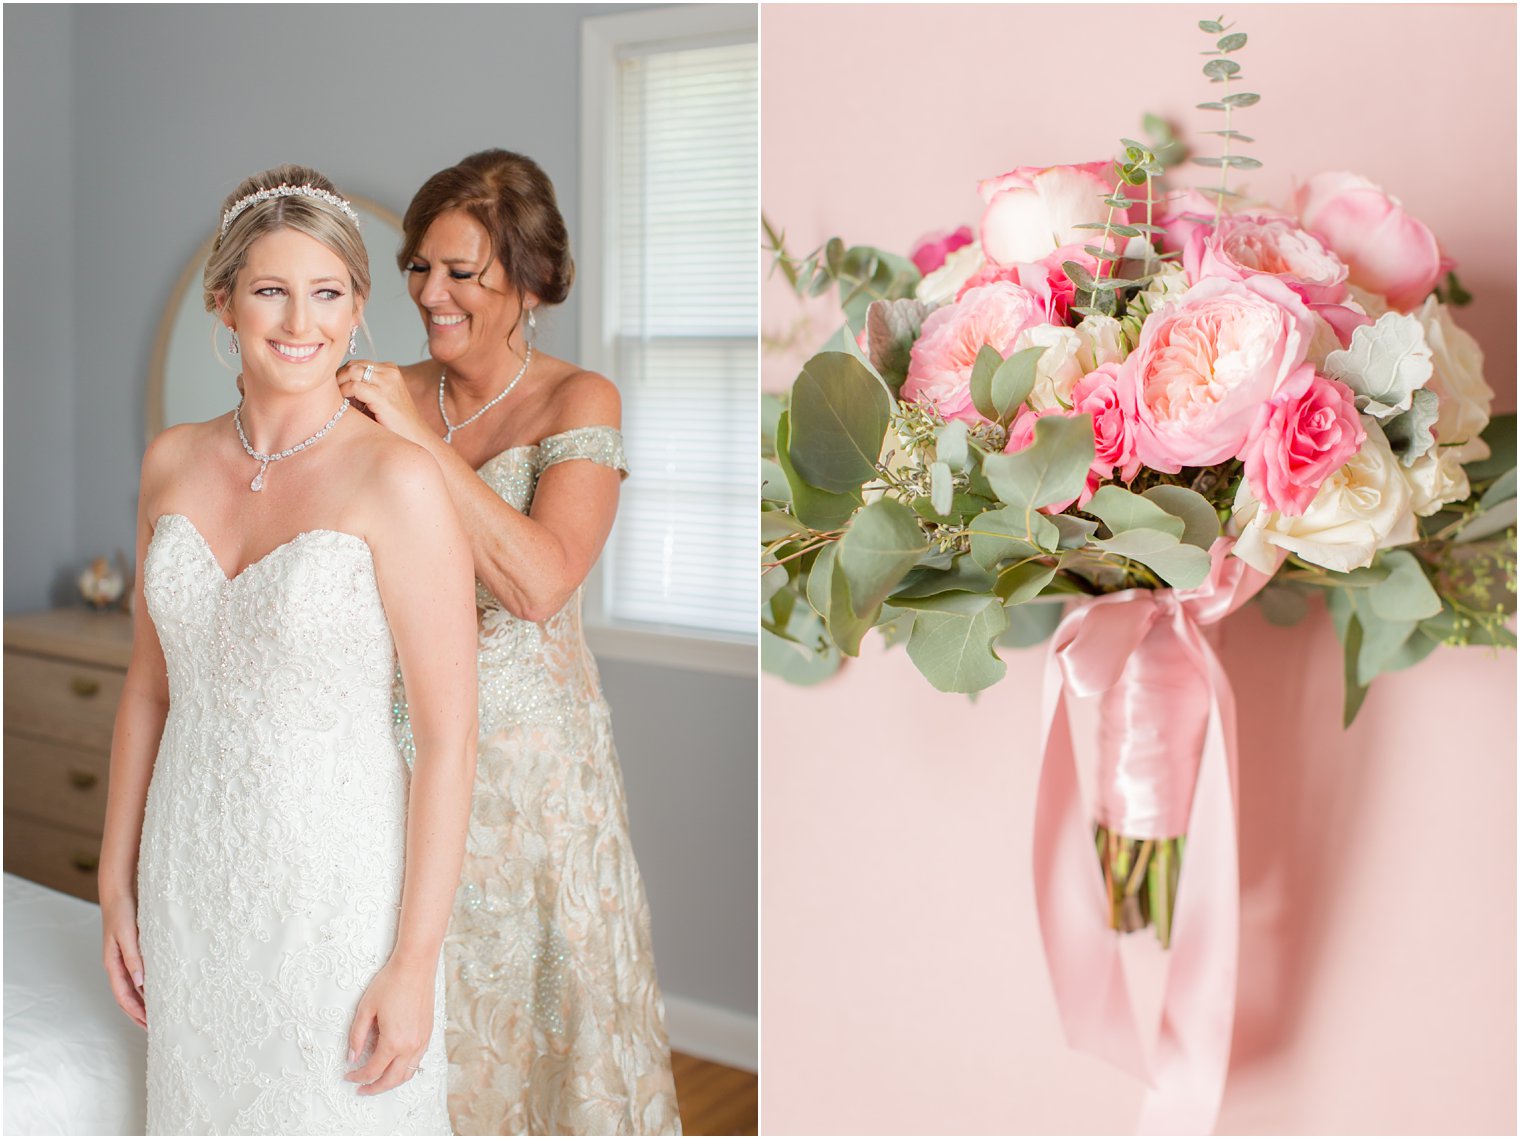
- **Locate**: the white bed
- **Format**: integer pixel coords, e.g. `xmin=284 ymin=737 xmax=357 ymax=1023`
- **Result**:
xmin=4 ymin=873 xmax=146 ymax=1135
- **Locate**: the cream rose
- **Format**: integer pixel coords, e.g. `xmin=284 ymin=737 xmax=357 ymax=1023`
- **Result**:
xmin=1020 ymin=324 xmax=1086 ymax=410
xmin=1075 ymin=313 xmax=1127 ymax=373
xmin=916 ymin=240 xmax=985 ymax=308
xmin=1232 ymin=417 xmax=1419 ymax=573
xmin=1402 ymin=445 xmax=1472 ymax=517
xmin=1415 ymin=296 xmax=1493 ymax=460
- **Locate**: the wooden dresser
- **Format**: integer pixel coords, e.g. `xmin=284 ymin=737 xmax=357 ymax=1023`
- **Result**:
xmin=4 ymin=607 xmax=133 ymax=902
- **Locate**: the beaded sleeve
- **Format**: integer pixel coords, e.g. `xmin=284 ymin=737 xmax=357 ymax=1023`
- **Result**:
xmin=538 ymin=426 xmax=629 ymax=479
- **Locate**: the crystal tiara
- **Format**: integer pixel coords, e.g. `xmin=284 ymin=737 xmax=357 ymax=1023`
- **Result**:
xmin=219 ymin=184 xmax=361 ymax=238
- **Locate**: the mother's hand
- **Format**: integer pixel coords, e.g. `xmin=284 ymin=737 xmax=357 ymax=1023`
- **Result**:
xmin=338 ymin=360 xmax=433 ymax=448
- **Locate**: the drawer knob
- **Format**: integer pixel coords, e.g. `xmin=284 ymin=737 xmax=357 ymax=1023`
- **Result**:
xmin=71 ymin=852 xmax=99 ymax=873
xmin=70 ymin=677 xmax=101 ymax=698
xmin=68 ymin=769 xmax=99 ymax=790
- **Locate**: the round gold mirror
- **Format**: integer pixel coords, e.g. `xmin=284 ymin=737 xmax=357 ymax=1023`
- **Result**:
xmin=147 ymin=195 xmax=416 ymax=440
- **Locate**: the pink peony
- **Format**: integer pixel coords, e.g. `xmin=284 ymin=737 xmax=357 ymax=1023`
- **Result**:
xmin=1072 ymin=363 xmax=1141 ymax=486
xmin=1155 ymin=187 xmax=1220 ymax=255
xmin=958 ymin=243 xmax=1094 ymax=323
xmin=1184 ymin=210 xmax=1349 ymax=305
xmin=1238 ymin=366 xmax=1365 ymax=516
xmin=978 ymin=161 xmax=1129 ymax=266
xmin=1294 ymin=172 xmax=1442 ymax=312
xmin=903 ymin=282 xmax=1047 ymax=423
xmin=1123 ymin=275 xmax=1315 ymax=471
xmin=910 ymin=226 xmax=975 ymax=276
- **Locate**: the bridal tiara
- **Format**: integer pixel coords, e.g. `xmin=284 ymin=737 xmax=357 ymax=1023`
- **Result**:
xmin=220 ymin=184 xmax=361 ymax=238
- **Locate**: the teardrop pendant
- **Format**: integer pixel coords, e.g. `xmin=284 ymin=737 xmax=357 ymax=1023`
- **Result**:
xmin=250 ymin=461 xmax=268 ymax=492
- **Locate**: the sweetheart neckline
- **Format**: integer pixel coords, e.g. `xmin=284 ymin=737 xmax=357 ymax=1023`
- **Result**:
xmin=151 ymin=513 xmax=373 ymax=585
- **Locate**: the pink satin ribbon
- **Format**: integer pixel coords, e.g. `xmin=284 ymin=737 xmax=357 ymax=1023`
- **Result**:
xmin=1032 ymin=539 xmax=1279 ymax=1135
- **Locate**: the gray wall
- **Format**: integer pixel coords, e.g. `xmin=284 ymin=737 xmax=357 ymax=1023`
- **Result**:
xmin=3 ymin=3 xmax=755 ymax=1021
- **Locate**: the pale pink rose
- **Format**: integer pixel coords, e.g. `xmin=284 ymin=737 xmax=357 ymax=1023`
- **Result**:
xmin=1124 ymin=275 xmax=1315 ymax=471
xmin=1185 ymin=210 xmax=1349 ymax=305
xmin=902 ymin=282 xmax=1047 ymax=423
xmin=1004 ymin=406 xmax=1090 ymax=510
xmin=910 ymin=225 xmax=975 ymax=276
xmin=1072 ymin=363 xmax=1141 ymax=485
xmin=1294 ymin=172 xmax=1442 ymax=312
xmin=1239 ymin=365 xmax=1365 ymax=516
xmin=1156 ymin=187 xmax=1220 ymax=255
xmin=978 ymin=161 xmax=1130 ymax=266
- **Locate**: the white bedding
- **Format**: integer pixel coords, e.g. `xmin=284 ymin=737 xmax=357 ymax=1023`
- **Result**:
xmin=4 ymin=873 xmax=146 ymax=1135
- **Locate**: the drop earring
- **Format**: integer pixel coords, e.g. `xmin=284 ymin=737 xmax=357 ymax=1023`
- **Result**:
xmin=229 ymin=329 xmax=240 ymax=356
xmin=349 ymin=326 xmax=358 ymax=355
xmin=525 ymin=307 xmax=537 ymax=349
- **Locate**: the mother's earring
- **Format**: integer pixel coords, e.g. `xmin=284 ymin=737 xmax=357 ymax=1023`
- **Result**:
xmin=229 ymin=329 xmax=240 ymax=356
xmin=525 ymin=307 xmax=537 ymax=349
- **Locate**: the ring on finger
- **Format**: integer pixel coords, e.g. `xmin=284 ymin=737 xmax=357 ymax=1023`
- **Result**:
xmin=408 ymin=1064 xmax=424 ymax=1073
xmin=361 ymin=363 xmax=376 ymax=384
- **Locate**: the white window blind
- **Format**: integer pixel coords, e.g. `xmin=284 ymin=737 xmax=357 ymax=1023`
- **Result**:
xmin=601 ymin=36 xmax=757 ymax=640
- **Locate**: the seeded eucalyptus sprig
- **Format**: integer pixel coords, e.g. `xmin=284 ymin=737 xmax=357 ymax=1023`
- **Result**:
xmin=1194 ymin=16 xmax=1262 ymax=223
xmin=1066 ymin=141 xmax=1168 ymax=319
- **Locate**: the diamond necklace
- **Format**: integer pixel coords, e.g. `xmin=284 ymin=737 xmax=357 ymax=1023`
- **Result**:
xmin=233 ymin=396 xmax=351 ymax=492
xmin=437 ymin=344 xmax=533 ymax=444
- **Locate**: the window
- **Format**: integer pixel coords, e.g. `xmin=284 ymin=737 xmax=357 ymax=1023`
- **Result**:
xmin=581 ymin=6 xmax=758 ymax=676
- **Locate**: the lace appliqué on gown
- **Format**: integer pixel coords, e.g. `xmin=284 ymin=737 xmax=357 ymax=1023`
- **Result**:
xmin=396 ymin=426 xmax=681 ymax=1136
xmin=140 ymin=514 xmax=450 ymax=1136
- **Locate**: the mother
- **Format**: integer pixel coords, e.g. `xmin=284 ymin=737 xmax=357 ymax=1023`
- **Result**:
xmin=336 ymin=150 xmax=680 ymax=1136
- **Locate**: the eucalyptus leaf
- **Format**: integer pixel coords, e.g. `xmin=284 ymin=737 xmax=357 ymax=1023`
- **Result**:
xmin=990 ymin=347 xmax=1045 ymax=424
xmin=760 ymin=458 xmax=791 ymax=505
xmin=865 ymin=298 xmax=929 ymax=397
xmin=969 ymin=344 xmax=1005 ymax=423
xmin=761 ymin=613 xmax=841 ymax=686
xmin=789 ymin=352 xmax=891 ymax=492
xmin=1463 ymin=413 xmax=1516 ymax=482
xmin=1000 ymin=599 xmax=1067 ymax=648
xmin=967 ymin=505 xmax=1051 ymax=569
xmin=1203 ymin=58 xmax=1241 ymax=79
xmin=1217 ymin=31 xmax=1247 ymax=51
xmin=1455 ymin=497 xmax=1518 ymax=543
xmin=761 ymin=393 xmax=784 ymax=455
xmin=827 ymin=546 xmax=879 ymax=656
xmin=761 ymin=563 xmax=790 ymax=605
xmin=1323 ymin=313 xmax=1433 ymax=420
xmin=1367 ymin=550 xmax=1442 ymax=622
xmin=1049 ymin=514 xmax=1100 ymax=549
xmin=805 ymin=541 xmax=837 ymax=620
xmin=1478 ymin=467 xmax=1516 ymax=511
xmin=904 ymin=593 xmax=1009 ymax=694
xmin=1085 ymin=485 xmax=1186 ymax=539
xmin=775 ymin=411 xmax=862 ymax=530
xmin=995 ymin=561 xmax=1058 ymax=605
xmin=1338 ymin=605 xmax=1370 ymax=727
xmin=761 ymin=509 xmax=809 ymax=542
xmin=930 ymin=461 xmax=953 ymax=517
xmin=1380 ymin=627 xmax=1442 ymax=674
xmin=1062 ymin=260 xmax=1096 ymax=291
xmin=1257 ymin=583 xmax=1311 ymax=627
xmin=936 ymin=419 xmax=969 ymax=470
xmin=1141 ymin=485 xmax=1221 ymax=550
xmin=982 ymin=415 xmax=1095 ymax=512
xmin=1222 ymin=92 xmax=1260 ymax=107
xmin=1091 ymin=529 xmax=1212 ymax=589
xmin=838 ymin=498 xmax=929 ymax=616
xmin=889 ymin=558 xmax=997 ymax=600
xmin=1357 ymin=612 xmax=1418 ymax=687
xmin=1199 ymin=19 xmax=1224 ymax=32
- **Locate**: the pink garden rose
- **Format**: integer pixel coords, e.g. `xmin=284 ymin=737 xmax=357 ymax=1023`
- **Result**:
xmin=958 ymin=242 xmax=1094 ymax=322
xmin=902 ymin=282 xmax=1046 ymax=422
xmin=978 ymin=161 xmax=1130 ymax=266
xmin=1072 ymin=363 xmax=1141 ymax=487
xmin=1294 ymin=172 xmax=1442 ymax=312
xmin=910 ymin=225 xmax=975 ymax=276
xmin=1124 ymin=275 xmax=1316 ymax=471
xmin=1184 ymin=210 xmax=1349 ymax=305
xmin=1239 ymin=366 xmax=1365 ymax=516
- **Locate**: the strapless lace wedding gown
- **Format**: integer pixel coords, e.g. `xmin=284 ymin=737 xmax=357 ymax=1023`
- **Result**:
xmin=396 ymin=426 xmax=681 ymax=1136
xmin=138 ymin=513 xmax=450 ymax=1135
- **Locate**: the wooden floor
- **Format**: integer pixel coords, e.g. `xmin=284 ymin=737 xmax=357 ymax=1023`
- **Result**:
xmin=671 ymin=1051 xmax=758 ymax=1136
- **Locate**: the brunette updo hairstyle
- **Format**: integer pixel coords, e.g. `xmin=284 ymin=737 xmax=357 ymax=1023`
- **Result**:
xmin=204 ymin=164 xmax=371 ymax=314
xmin=398 ymin=149 xmax=574 ymax=309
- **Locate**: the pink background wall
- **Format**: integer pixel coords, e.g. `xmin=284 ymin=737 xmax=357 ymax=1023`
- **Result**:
xmin=761 ymin=5 xmax=1516 ymax=1134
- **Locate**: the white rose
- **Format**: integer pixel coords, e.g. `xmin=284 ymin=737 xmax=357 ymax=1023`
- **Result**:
xmin=1415 ymin=296 xmax=1493 ymax=459
xmin=1346 ymin=285 xmax=1391 ymax=320
xmin=1136 ymin=261 xmax=1190 ymax=311
xmin=1232 ymin=418 xmax=1419 ymax=573
xmin=1017 ymin=323 xmax=1085 ymax=410
xmin=1074 ymin=313 xmax=1126 ymax=372
xmin=1402 ymin=445 xmax=1471 ymax=517
xmin=915 ymin=241 xmax=984 ymax=308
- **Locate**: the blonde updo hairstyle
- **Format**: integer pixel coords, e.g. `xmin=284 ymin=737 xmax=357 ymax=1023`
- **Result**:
xmin=203 ymin=164 xmax=372 ymax=322
xmin=398 ymin=149 xmax=574 ymax=338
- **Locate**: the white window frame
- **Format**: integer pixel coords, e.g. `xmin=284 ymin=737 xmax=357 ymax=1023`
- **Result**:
xmin=579 ymin=4 xmax=758 ymax=678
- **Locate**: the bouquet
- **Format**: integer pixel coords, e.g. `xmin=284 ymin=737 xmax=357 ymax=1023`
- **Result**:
xmin=761 ymin=14 xmax=1514 ymax=1132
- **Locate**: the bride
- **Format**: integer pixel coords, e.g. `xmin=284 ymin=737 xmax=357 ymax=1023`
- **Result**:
xmin=96 ymin=165 xmax=479 ymax=1134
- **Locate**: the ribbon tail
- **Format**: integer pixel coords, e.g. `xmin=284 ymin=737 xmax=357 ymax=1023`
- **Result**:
xmin=1034 ymin=638 xmax=1151 ymax=1085
xmin=1137 ymin=631 xmax=1240 ymax=1135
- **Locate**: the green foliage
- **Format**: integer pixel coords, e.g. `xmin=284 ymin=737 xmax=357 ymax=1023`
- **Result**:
xmin=788 ymin=353 xmax=891 ymax=493
xmin=838 ymin=499 xmax=930 ymax=616
xmin=900 ymin=592 xmax=1009 ymax=693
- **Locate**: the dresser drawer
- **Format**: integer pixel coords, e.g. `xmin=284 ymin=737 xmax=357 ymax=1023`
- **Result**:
xmin=4 ymin=733 xmax=111 ymax=834
xmin=4 ymin=651 xmax=125 ymax=751
xmin=3 ymin=812 xmax=102 ymax=904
